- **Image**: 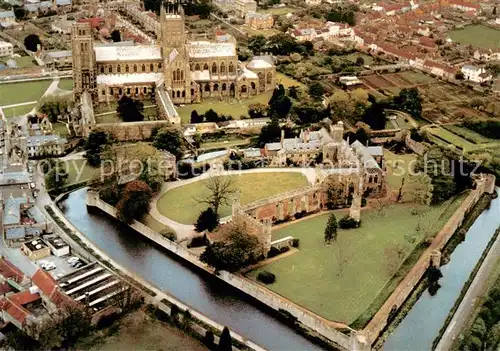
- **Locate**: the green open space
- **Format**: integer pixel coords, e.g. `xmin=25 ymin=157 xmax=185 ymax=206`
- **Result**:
xmin=0 ymin=80 xmax=51 ymax=106
xmin=52 ymin=122 xmax=69 ymax=137
xmin=443 ymin=124 xmax=495 ymax=145
xmin=200 ymin=138 xmax=251 ymax=150
xmin=448 ymin=25 xmax=500 ymax=49
xmin=176 ymin=73 xmax=303 ymax=123
xmin=58 ymin=78 xmax=73 ymax=91
xmin=2 ymin=103 xmax=36 ymax=118
xmin=261 ymin=6 xmax=299 ymax=15
xmin=400 ymin=71 xmax=436 ymax=85
xmin=384 ymin=150 xmax=426 ymax=202
xmin=140 ymin=214 xmax=174 ymax=234
xmin=247 ymin=195 xmax=465 ymax=324
xmin=425 ymin=126 xmax=491 ymax=152
xmin=157 ymin=172 xmax=309 ymax=224
xmin=95 ymin=106 xmax=158 ymax=124
xmin=62 ymin=159 xmax=100 ymax=185
xmin=343 ymin=52 xmax=374 ymax=66
xmin=0 ymin=56 xmax=37 ymax=68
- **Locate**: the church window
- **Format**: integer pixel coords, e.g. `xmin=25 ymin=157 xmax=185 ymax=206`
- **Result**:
xmin=143 ymin=87 xmax=147 ymax=94
xmin=135 ymin=87 xmax=139 ymax=95
xmin=127 ymin=88 xmax=131 ymax=94
xmin=109 ymin=88 xmax=113 ymax=94
xmin=222 ymin=83 xmax=226 ymax=91
xmin=125 ymin=65 xmax=129 ymax=73
xmin=158 ymin=63 xmax=162 ymax=69
xmin=220 ymin=63 xmax=225 ymax=74
xmin=214 ymin=83 xmax=219 ymax=91
xmin=266 ymin=72 xmax=272 ymax=84
xmin=142 ymin=64 xmax=146 ymax=72
xmin=117 ymin=65 xmax=121 ymax=73
xmin=133 ymin=64 xmax=137 ymax=73
xmin=172 ymin=72 xmax=176 ymax=81
xmin=176 ymin=69 xmax=180 ymax=80
xmin=80 ymin=43 xmax=84 ymax=51
xmin=195 ymin=63 xmax=200 ymax=71
xmin=212 ymin=63 xmax=217 ymax=74
xmin=100 ymin=66 xmax=104 ymax=73
xmin=251 ymin=82 xmax=256 ymax=90
xmin=172 ymin=91 xmax=175 ymax=98
xmin=374 ymin=175 xmax=378 ymax=183
xmin=177 ymin=91 xmax=180 ymax=98
xmin=203 ymin=63 xmax=209 ymax=70
xmin=204 ymin=84 xmax=210 ymax=92
xmin=229 ymin=62 xmax=234 ymax=74
xmin=102 ymin=89 xmax=105 ymax=95
xmin=241 ymin=85 xmax=247 ymax=93
xmin=181 ymin=71 xmax=183 ymax=80
xmin=150 ymin=63 xmax=154 ymax=72
xmin=182 ymin=91 xmax=185 ymax=97
xmin=108 ymin=65 xmax=113 ymax=73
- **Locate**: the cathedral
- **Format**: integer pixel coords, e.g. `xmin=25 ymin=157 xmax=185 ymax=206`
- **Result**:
xmin=71 ymin=0 xmax=276 ymax=117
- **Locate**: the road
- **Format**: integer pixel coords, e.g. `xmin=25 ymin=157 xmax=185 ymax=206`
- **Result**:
xmin=435 ymin=232 xmax=500 ymax=351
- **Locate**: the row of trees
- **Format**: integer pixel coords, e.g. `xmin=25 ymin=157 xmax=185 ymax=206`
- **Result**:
xmin=190 ymin=109 xmax=233 ymax=124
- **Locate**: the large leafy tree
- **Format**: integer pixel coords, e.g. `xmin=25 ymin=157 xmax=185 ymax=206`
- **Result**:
xmin=393 ymin=87 xmax=422 ymax=119
xmin=268 ymin=84 xmax=292 ymax=119
xmin=197 ymin=175 xmax=236 ymax=216
xmin=24 ymin=34 xmax=41 ymax=52
xmin=152 ymin=127 xmax=184 ymax=160
xmin=45 ymin=163 xmax=68 ymax=191
xmin=218 ymin=327 xmax=233 ymax=351
xmin=324 ymin=213 xmax=338 ymax=243
xmin=116 ymin=180 xmax=153 ymax=223
xmin=117 ymin=96 xmax=144 ymax=122
xmin=200 ymin=223 xmax=260 ymax=272
xmin=84 ymin=131 xmax=110 ymax=167
xmin=195 ymin=207 xmax=219 ymax=232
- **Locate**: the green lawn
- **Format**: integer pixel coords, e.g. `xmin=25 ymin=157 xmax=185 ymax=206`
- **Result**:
xmin=247 ymin=197 xmax=465 ymax=324
xmin=0 ymin=80 xmax=51 ymax=105
xmin=176 ymin=73 xmax=303 ymax=123
xmin=2 ymin=103 xmax=36 ymax=118
xmin=400 ymin=71 xmax=436 ymax=84
xmin=200 ymin=138 xmax=250 ymax=150
xmin=62 ymin=159 xmax=100 ymax=185
xmin=52 ymin=121 xmax=69 ymax=137
xmin=343 ymin=53 xmax=374 ymax=66
xmin=261 ymin=7 xmax=299 ymax=15
xmin=448 ymin=25 xmax=500 ymax=49
xmin=426 ymin=126 xmax=477 ymax=151
xmin=58 ymin=79 xmax=73 ymax=91
xmin=443 ymin=125 xmax=495 ymax=145
xmin=157 ymin=172 xmax=309 ymax=224
xmin=140 ymin=214 xmax=173 ymax=234
xmin=95 ymin=106 xmax=158 ymax=124
xmin=0 ymin=56 xmax=37 ymax=68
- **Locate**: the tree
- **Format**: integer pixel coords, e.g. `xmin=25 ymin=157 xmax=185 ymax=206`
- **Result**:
xmin=84 ymin=131 xmax=110 ymax=167
xmin=308 ymin=82 xmax=325 ymax=100
xmin=24 ymin=34 xmax=41 ymax=52
xmin=197 ymin=175 xmax=236 ymax=215
xmin=195 ymin=207 xmax=219 ymax=232
xmin=269 ymin=84 xmax=292 ymax=119
xmin=324 ymin=213 xmax=338 ymax=243
xmin=204 ymin=330 xmax=215 ymax=349
xmin=354 ymin=123 xmax=370 ymax=145
xmin=356 ymin=56 xmax=365 ymax=66
xmin=493 ymin=6 xmax=497 ymax=15
xmin=248 ymin=103 xmax=267 ymax=118
xmin=110 ymin=29 xmax=121 ymax=42
xmin=204 ymin=109 xmax=219 ymax=122
xmin=45 ymin=163 xmax=68 ymax=191
xmin=258 ymin=118 xmax=281 ymax=146
xmin=56 ymin=304 xmax=92 ymax=348
xmin=218 ymin=327 xmax=233 ymax=351
xmin=152 ymin=127 xmax=184 ymax=160
xmin=200 ymin=222 xmax=260 ymax=272
xmin=190 ymin=110 xmax=203 ymax=123
xmin=13 ymin=6 xmax=27 ymax=20
xmin=117 ymin=96 xmax=144 ymax=122
xmin=393 ymin=88 xmax=422 ymax=119
xmin=362 ymin=100 xmax=388 ymax=130
xmin=116 ymin=180 xmax=153 ymax=223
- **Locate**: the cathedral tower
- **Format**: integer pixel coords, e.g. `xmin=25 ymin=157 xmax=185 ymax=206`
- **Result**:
xmin=160 ymin=0 xmax=186 ymax=56
xmin=71 ymin=22 xmax=96 ymax=99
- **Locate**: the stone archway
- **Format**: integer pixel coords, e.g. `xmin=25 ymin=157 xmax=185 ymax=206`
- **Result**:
xmin=230 ymin=83 xmax=235 ymax=97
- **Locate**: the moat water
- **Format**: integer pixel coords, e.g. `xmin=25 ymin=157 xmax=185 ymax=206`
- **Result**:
xmin=59 ymin=188 xmax=324 ymax=351
xmin=383 ymin=188 xmax=500 ymax=350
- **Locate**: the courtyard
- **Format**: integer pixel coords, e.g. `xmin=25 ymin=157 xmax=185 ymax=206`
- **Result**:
xmin=175 ymin=73 xmax=303 ymax=123
xmin=448 ymin=25 xmax=500 ymax=49
xmin=0 ymin=80 xmax=52 ymax=106
xmin=246 ymin=196 xmax=465 ymax=324
xmin=157 ymin=172 xmax=309 ymax=224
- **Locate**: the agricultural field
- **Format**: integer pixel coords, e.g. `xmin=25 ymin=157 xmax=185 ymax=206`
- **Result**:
xmin=0 ymin=80 xmax=51 ymax=106
xmin=176 ymin=73 xmax=302 ymax=123
xmin=448 ymin=25 xmax=500 ymax=49
xmin=247 ymin=195 xmax=464 ymax=324
xmin=424 ymin=125 xmax=498 ymax=152
xmin=157 ymin=172 xmax=309 ymax=224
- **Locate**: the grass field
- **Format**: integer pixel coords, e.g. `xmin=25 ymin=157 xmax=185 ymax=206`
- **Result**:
xmin=157 ymin=172 xmax=309 ymax=224
xmin=443 ymin=125 xmax=495 ymax=145
xmin=0 ymin=56 xmax=37 ymax=68
xmin=0 ymin=80 xmax=51 ymax=105
xmin=448 ymin=25 xmax=500 ymax=49
xmin=384 ymin=151 xmax=425 ymax=202
xmin=78 ymin=309 xmax=207 ymax=351
xmin=200 ymin=138 xmax=250 ymax=150
xmin=247 ymin=196 xmax=465 ymax=323
xmin=343 ymin=52 xmax=374 ymax=66
xmin=2 ymin=103 xmax=36 ymax=118
xmin=52 ymin=122 xmax=69 ymax=137
xmin=140 ymin=214 xmax=174 ymax=234
xmin=176 ymin=73 xmax=303 ymax=123
xmin=426 ymin=126 xmax=476 ymax=151
xmin=400 ymin=71 xmax=436 ymax=84
xmin=62 ymin=159 xmax=100 ymax=185
xmin=261 ymin=6 xmax=299 ymax=15
xmin=58 ymin=79 xmax=73 ymax=91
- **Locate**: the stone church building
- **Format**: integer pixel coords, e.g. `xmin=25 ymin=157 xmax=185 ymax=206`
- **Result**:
xmin=71 ymin=0 xmax=276 ymax=123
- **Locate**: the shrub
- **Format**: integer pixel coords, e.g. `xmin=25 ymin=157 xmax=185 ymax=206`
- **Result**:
xmin=203 ymin=330 xmax=215 ymax=349
xmin=292 ymin=238 xmax=300 ymax=248
xmin=257 ymin=271 xmax=276 ymax=284
xmin=187 ymin=234 xmax=208 ymax=248
xmin=338 ymin=215 xmax=360 ymax=229
xmin=267 ymin=246 xmax=280 ymax=258
xmin=279 ymin=246 xmax=290 ymax=253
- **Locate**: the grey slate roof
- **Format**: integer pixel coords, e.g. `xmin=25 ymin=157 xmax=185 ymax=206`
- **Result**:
xmin=350 ymin=140 xmax=380 ymax=169
xmin=5 ymin=227 xmax=25 ymax=240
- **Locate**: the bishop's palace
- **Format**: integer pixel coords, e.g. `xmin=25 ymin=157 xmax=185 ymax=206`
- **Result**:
xmin=71 ymin=0 xmax=277 ymax=123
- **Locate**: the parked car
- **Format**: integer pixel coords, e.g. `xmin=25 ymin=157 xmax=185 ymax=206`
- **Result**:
xmin=67 ymin=256 xmax=79 ymax=264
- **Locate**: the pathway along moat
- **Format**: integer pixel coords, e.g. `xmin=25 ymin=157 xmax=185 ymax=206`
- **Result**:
xmin=383 ymin=188 xmax=500 ymax=350
xmin=59 ymin=188 xmax=324 ymax=351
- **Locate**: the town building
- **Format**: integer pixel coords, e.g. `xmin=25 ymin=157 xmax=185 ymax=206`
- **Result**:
xmin=0 ymin=10 xmax=15 ymax=27
xmin=213 ymin=0 xmax=257 ymax=17
xmin=245 ymin=11 xmax=273 ymax=30
xmin=461 ymin=64 xmax=492 ymax=83
xmin=21 ymin=239 xmax=51 ymax=260
xmin=0 ymin=41 xmax=13 ymax=57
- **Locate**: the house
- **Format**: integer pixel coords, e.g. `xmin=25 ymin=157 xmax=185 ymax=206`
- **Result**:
xmin=447 ymin=0 xmax=480 ymax=13
xmin=45 ymin=235 xmax=70 ymax=257
xmin=245 ymin=11 xmax=273 ymax=30
xmin=21 ymin=239 xmax=51 ymax=260
xmin=44 ymin=50 xmax=72 ymax=70
xmin=461 ymin=64 xmax=492 ymax=83
xmin=305 ymin=0 xmax=322 ymax=6
xmin=290 ymin=28 xmax=317 ymax=41
xmin=0 ymin=41 xmax=13 ymax=57
xmin=26 ymin=135 xmax=67 ymax=157
xmin=0 ymin=10 xmax=15 ymax=27
xmin=473 ymin=48 xmax=500 ymax=62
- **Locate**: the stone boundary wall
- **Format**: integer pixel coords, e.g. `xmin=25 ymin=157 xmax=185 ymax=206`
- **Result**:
xmin=240 ymin=184 xmax=319 ymax=212
xmin=95 ymin=120 xmax=172 ymax=141
xmin=48 ymin=199 xmax=265 ymax=351
xmin=86 ymin=191 xmax=353 ymax=350
xmin=405 ymin=133 xmax=426 ymax=155
xmin=362 ymin=174 xmax=496 ymax=345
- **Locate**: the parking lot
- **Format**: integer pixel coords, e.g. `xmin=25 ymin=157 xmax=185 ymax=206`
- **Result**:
xmin=34 ymin=255 xmax=87 ymax=280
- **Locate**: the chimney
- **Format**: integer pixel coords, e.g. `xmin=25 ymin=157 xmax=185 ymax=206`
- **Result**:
xmin=280 ymin=129 xmax=285 ymax=147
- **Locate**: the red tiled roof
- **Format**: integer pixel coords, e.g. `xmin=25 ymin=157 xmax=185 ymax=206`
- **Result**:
xmin=0 ymin=259 xmax=24 ymax=283
xmin=0 ymin=283 xmax=12 ymax=295
xmin=50 ymin=289 xmax=75 ymax=308
xmin=0 ymin=298 xmax=30 ymax=324
xmin=31 ymin=269 xmax=57 ymax=297
xmin=9 ymin=290 xmax=40 ymax=306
